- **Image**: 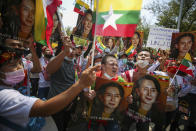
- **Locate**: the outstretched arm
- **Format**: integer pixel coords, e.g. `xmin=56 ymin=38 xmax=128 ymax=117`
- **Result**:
xmin=29 ymin=65 xmax=100 ymax=117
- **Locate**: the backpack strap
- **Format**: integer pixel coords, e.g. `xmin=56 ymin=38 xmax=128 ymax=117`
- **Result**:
xmin=0 ymin=116 xmax=29 ymax=131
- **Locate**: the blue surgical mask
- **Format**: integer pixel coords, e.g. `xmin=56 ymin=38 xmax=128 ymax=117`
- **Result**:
xmin=122 ymin=59 xmax=127 ymax=64
xmin=118 ymin=59 xmax=127 ymax=65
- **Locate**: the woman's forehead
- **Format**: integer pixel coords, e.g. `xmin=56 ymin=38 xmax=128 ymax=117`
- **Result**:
xmin=140 ymin=79 xmax=156 ymax=89
xmin=105 ymin=86 xmax=119 ymax=92
xmin=179 ymin=36 xmax=192 ymax=43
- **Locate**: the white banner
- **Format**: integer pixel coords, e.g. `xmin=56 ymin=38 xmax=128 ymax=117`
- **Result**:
xmin=146 ymin=27 xmax=179 ymax=50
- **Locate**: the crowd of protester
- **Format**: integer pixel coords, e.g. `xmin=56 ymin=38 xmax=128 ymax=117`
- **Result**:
xmin=0 ymin=1 xmax=196 ymax=131
xmin=0 ymin=30 xmax=196 ymax=131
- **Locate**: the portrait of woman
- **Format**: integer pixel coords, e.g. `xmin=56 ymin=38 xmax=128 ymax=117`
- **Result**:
xmin=18 ymin=0 xmax=35 ymax=40
xmin=73 ymin=9 xmax=93 ymax=41
xmin=131 ymin=75 xmax=160 ymax=115
xmin=123 ymin=31 xmax=143 ymax=55
xmin=0 ymin=0 xmax=35 ymax=47
xmin=130 ymin=31 xmax=142 ymax=52
xmin=121 ymin=75 xmax=165 ymax=131
xmin=102 ymin=36 xmax=121 ymax=55
xmin=170 ymin=33 xmax=195 ymax=62
xmin=104 ymin=37 xmax=116 ymax=51
xmin=49 ymin=12 xmax=64 ymax=56
xmin=89 ymin=81 xmax=124 ymax=131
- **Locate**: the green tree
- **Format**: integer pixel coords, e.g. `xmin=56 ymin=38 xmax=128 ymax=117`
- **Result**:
xmin=147 ymin=0 xmax=196 ymax=32
xmin=65 ymin=26 xmax=72 ymax=36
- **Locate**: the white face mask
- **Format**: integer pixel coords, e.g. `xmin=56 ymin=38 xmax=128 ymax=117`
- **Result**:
xmin=1 ymin=69 xmax=25 ymax=86
xmin=104 ymin=72 xmax=114 ymax=80
xmin=136 ymin=60 xmax=149 ymax=68
xmin=94 ymin=62 xmax=101 ymax=66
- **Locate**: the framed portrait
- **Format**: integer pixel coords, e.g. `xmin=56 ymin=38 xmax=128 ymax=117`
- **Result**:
xmin=0 ymin=0 xmax=36 ymax=46
xmin=123 ymin=31 xmax=144 ymax=52
xmin=89 ymin=77 xmax=133 ymax=122
xmin=123 ymin=75 xmax=168 ymax=130
xmin=0 ymin=0 xmax=65 ymax=49
xmin=72 ymin=9 xmax=93 ymax=42
xmin=170 ymin=32 xmax=196 ymax=60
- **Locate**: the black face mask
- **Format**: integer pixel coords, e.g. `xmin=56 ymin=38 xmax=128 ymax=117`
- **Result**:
xmin=45 ymin=54 xmax=53 ymax=59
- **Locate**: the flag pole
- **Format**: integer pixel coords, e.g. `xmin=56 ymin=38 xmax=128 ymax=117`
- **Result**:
xmin=91 ymin=0 xmax=99 ymax=67
xmin=86 ymin=0 xmax=99 ymax=92
xmin=169 ymin=69 xmax=179 ymax=87
xmin=167 ymin=64 xmax=181 ymax=98
xmin=57 ymin=7 xmax=67 ymax=36
xmin=168 ymin=64 xmax=181 ymax=89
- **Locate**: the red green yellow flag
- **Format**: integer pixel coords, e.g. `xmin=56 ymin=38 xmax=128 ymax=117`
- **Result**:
xmin=125 ymin=45 xmax=136 ymax=57
xmin=34 ymin=0 xmax=62 ymax=52
xmin=95 ymin=41 xmax=106 ymax=53
xmin=34 ymin=0 xmax=46 ymax=45
xmin=74 ymin=0 xmax=89 ymax=15
xmin=178 ymin=53 xmax=195 ymax=77
xmin=93 ymin=0 xmax=143 ymax=37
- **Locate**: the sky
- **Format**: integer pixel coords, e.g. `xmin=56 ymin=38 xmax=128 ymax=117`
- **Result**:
xmin=60 ymin=0 xmax=169 ymax=29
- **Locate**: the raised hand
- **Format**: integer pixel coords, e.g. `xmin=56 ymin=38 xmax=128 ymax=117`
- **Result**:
xmin=60 ymin=34 xmax=72 ymax=56
xmin=79 ymin=65 xmax=101 ymax=88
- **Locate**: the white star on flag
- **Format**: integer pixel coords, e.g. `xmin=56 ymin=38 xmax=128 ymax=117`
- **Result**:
xmin=187 ymin=61 xmax=195 ymax=71
xmin=80 ymin=6 xmax=86 ymax=13
xmin=101 ymin=5 xmax=123 ymax=30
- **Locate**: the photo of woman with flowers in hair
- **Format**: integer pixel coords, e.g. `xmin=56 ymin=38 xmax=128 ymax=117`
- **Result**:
xmin=121 ymin=75 xmax=165 ymax=131
xmin=88 ymin=78 xmax=125 ymax=131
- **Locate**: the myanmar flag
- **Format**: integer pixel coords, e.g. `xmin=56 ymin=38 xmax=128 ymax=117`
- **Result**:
xmin=93 ymin=0 xmax=143 ymax=37
xmin=125 ymin=45 xmax=136 ymax=57
xmin=95 ymin=41 xmax=106 ymax=53
xmin=34 ymin=0 xmax=62 ymax=51
xmin=74 ymin=0 xmax=89 ymax=16
xmin=178 ymin=53 xmax=195 ymax=77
